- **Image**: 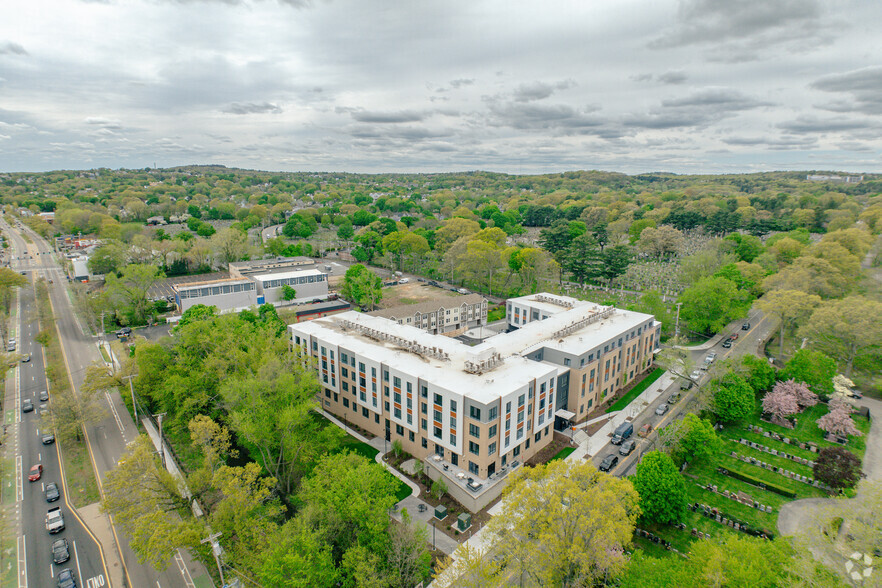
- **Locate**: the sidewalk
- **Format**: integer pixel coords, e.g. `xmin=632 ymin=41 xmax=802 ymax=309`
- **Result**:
xmin=567 ymin=371 xmax=677 ymax=461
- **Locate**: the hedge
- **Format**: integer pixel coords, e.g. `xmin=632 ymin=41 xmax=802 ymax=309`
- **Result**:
xmin=716 ymin=467 xmax=797 ymax=499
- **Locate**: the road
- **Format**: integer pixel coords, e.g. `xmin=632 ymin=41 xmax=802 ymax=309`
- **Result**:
xmin=2 ymin=220 xmax=109 ymax=588
xmin=591 ymin=307 xmax=779 ymax=477
xmin=2 ymin=216 xmax=208 ymax=588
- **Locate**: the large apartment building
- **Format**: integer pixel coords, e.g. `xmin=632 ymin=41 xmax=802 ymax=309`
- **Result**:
xmin=368 ymin=294 xmax=488 ymax=335
xmin=290 ymin=292 xmax=659 ymax=511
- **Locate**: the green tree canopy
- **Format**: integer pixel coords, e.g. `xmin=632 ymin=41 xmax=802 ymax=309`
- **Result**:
xmin=710 ymin=373 xmax=754 ymax=422
xmin=632 ymin=451 xmax=687 ymax=525
xmin=340 ymin=263 xmax=383 ymax=310
xmin=780 ymin=349 xmax=836 ymax=397
xmin=679 ymin=276 xmax=749 ymax=335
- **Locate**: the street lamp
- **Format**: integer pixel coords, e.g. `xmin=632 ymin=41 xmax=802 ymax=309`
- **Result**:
xmin=154 ymin=412 xmax=167 ymax=469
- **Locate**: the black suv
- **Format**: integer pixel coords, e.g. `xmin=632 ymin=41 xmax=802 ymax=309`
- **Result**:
xmin=52 ymin=539 xmax=70 ymax=564
xmin=599 ymin=454 xmax=619 ymax=472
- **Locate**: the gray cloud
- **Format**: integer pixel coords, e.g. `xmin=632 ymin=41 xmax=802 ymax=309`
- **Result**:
xmin=651 ymin=0 xmax=834 ymax=61
xmin=0 ymin=42 xmax=28 ymax=56
xmin=723 ymin=135 xmax=818 ymax=150
xmin=222 ymin=102 xmax=283 ymax=115
xmin=657 ymin=70 xmax=688 ymax=85
xmin=777 ymin=115 xmax=867 ymax=134
xmin=625 ymin=88 xmax=769 ymax=129
xmin=511 ymin=80 xmax=574 ymax=102
xmin=449 ymin=79 xmax=474 ymax=89
xmin=811 ymin=66 xmax=882 ymax=115
xmin=349 ymin=109 xmax=425 ymax=123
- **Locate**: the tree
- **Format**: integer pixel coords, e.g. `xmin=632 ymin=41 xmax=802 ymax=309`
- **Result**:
xmin=816 ymin=406 xmax=862 ymax=439
xmin=679 ymin=276 xmax=748 ymax=335
xmin=210 ymin=227 xmax=252 ymax=266
xmin=104 ymin=263 xmax=164 ymax=326
xmin=175 ymin=303 xmax=217 ymax=331
xmin=387 ymin=510 xmax=431 ymax=588
xmin=780 ymin=349 xmax=836 ymax=397
xmin=661 ymin=413 xmax=720 ymax=465
xmin=563 ymin=233 xmax=603 ymax=285
xmin=633 ymin=451 xmax=686 ymax=525
xmin=441 ymin=460 xmax=639 ymax=587
xmin=222 ymin=358 xmax=331 ymax=494
xmin=430 ymin=478 xmax=447 ymax=500
xmin=458 ymin=238 xmax=503 ymax=294
xmin=775 ymin=379 xmax=818 ymax=409
xmin=87 ymin=242 xmax=128 ymax=275
xmin=281 ymin=284 xmax=297 ymax=301
xmin=739 ymin=355 xmax=776 ymax=396
xmin=101 ymin=435 xmax=201 ymax=569
xmin=761 ymin=388 xmax=800 ymax=424
xmin=687 ymin=534 xmax=791 ymax=588
xmin=257 ymin=518 xmax=339 ymax=588
xmin=800 ymin=296 xmax=882 ymax=377
xmin=340 ymin=263 xmax=383 ymax=311
xmin=299 ymin=452 xmax=398 ymax=557
xmin=636 ymin=225 xmax=684 ymax=258
xmin=813 ymin=446 xmax=862 ymax=490
xmin=710 ymin=373 xmax=754 ymax=422
xmin=600 ymin=244 xmax=632 ymax=283
xmin=43 ymin=368 xmax=110 ymax=442
xmin=756 ymin=289 xmax=822 ymax=357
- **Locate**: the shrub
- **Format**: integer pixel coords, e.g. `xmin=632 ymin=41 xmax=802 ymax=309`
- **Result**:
xmin=716 ymin=467 xmax=797 ymax=499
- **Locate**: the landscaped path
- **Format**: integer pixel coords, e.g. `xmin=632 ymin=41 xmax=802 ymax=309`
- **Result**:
xmin=776 ymin=397 xmax=881 ymax=536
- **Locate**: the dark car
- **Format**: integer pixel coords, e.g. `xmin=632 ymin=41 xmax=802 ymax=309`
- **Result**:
xmin=599 ymin=454 xmax=619 ymax=472
xmin=742 ymin=322 xmax=750 ymax=330
xmin=39 ymin=390 xmax=49 ymax=402
xmin=22 ymin=399 xmax=34 ymax=413
xmin=45 ymin=482 xmax=60 ymax=502
xmin=619 ymin=439 xmax=637 ymax=456
xmin=679 ymin=380 xmax=693 ymax=391
xmin=42 ymin=433 xmax=55 ymax=445
xmin=57 ymin=567 xmax=76 ymax=588
xmin=721 ymin=340 xmax=732 ymax=348
xmin=52 ymin=538 xmax=70 ymax=564
xmin=668 ymin=392 xmax=681 ymax=404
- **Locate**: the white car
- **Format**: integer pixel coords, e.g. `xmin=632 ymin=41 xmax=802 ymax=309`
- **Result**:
xmin=705 ymin=352 xmax=716 ymax=362
xmin=398 ymin=278 xmax=409 ymax=284
xmin=690 ymin=370 xmax=702 ymax=380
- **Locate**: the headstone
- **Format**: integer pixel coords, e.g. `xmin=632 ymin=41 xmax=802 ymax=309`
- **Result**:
xmin=735 ymin=522 xmax=740 ymax=530
xmin=766 ymin=506 xmax=773 ymax=514
xmin=754 ymin=501 xmax=759 ymax=509
xmin=692 ymin=528 xmax=698 ymax=537
xmin=737 ymin=491 xmax=753 ymax=504
xmin=764 ymin=431 xmax=770 ymax=437
xmin=712 ymin=485 xmax=718 ymax=493
xmin=799 ymin=442 xmax=806 ymax=449
xmin=783 ymin=438 xmax=790 ymax=444
xmin=813 ymin=480 xmax=820 ymax=487
xmin=723 ymin=518 xmax=728 ymax=526
xmin=771 ymin=449 xmax=778 ymax=456
xmin=760 ymin=504 xmax=766 ymax=512
xmin=741 ymin=438 xmax=748 ymax=445
xmin=723 ymin=490 xmax=730 ymax=498
xmin=731 ymin=451 xmax=738 ymax=458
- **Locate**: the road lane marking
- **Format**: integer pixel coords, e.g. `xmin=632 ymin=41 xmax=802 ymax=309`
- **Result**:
xmin=18 ymin=534 xmax=27 ymax=588
xmin=74 ymin=540 xmax=85 ymax=588
xmin=15 ymin=455 xmax=22 ymax=502
xmin=105 ymin=391 xmax=126 ymax=439
xmin=51 ymin=565 xmax=54 ymax=578
xmin=174 ymin=550 xmax=196 ymax=588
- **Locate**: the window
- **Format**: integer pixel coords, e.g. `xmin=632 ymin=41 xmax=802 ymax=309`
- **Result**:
xmin=340 ymin=352 xmax=348 ymax=364
xmin=421 ymin=385 xmax=428 ymax=398
xmin=526 ymin=439 xmax=530 ymax=450
xmin=469 ymin=423 xmax=480 ymax=438
xmin=421 ymin=403 xmax=427 ymax=414
xmin=506 ymin=401 xmax=511 ymax=413
xmin=488 ymin=442 xmax=497 ymax=455
xmin=450 ymin=400 xmax=457 ymax=412
xmin=434 ymin=393 xmax=443 ymax=405
xmin=421 ymin=418 xmax=427 ymax=431
xmin=469 ymin=441 xmax=479 ymax=455
xmin=371 ymin=367 xmax=376 ymax=377
xmin=449 ymin=416 xmax=456 ymax=427
xmin=384 ymin=401 xmax=389 ymax=411
xmin=394 ymin=391 xmax=401 ymax=403
xmin=383 ymin=370 xmax=389 ymax=381
xmin=421 ymin=438 xmax=428 ymax=448
xmin=450 ymin=433 xmax=456 ymax=445
xmin=488 ymin=424 xmax=497 ymax=438
xmin=375 ymin=414 xmax=380 ymax=424
xmin=359 ymin=362 xmax=365 ymax=372
xmin=341 ymin=367 xmax=348 ymax=378
xmin=535 ymin=432 xmax=541 ymax=442
xmin=433 ymin=426 xmax=442 ymax=439
xmin=518 ymin=394 xmax=525 ymax=408
xmin=434 ymin=409 xmax=442 ymax=422
xmin=513 ymin=446 xmax=521 ymax=458
xmin=393 ymin=376 xmax=401 ymax=388
xmin=470 ymin=406 xmax=481 ymax=420
xmin=394 ymin=407 xmax=401 ymax=419
xmin=564 ymin=358 xmax=570 ymax=366
xmin=396 ymin=424 xmax=404 ymax=435
xmin=362 ymin=407 xmax=368 ymax=418
xmin=469 ymin=461 xmax=479 ymax=475
xmin=343 ymin=398 xmax=349 ymax=408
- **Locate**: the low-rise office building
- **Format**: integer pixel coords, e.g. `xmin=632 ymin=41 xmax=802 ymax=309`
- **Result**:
xmin=252 ymin=268 xmax=329 ymax=306
xmin=368 ymin=294 xmax=488 ymax=335
xmin=174 ymin=277 xmax=258 ymax=313
xmin=290 ymin=292 xmax=659 ymax=511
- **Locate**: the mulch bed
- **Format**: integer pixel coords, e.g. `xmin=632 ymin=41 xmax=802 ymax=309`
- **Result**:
xmin=526 ymin=434 xmax=576 ymax=467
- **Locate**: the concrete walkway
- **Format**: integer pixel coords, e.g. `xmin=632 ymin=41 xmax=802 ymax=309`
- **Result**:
xmin=567 ymin=371 xmax=677 ymax=461
xmin=777 ymin=397 xmax=881 ymax=536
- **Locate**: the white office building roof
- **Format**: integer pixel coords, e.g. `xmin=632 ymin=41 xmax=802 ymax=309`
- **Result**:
xmin=251 ymin=268 xmax=323 ymax=282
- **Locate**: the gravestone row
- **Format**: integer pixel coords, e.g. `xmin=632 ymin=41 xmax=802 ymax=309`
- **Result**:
xmin=701 ymin=483 xmax=773 ymax=514
xmin=737 ymin=438 xmax=816 ymax=468
xmin=728 ymin=451 xmax=830 ymax=490
xmin=746 ymin=424 xmax=818 ymax=452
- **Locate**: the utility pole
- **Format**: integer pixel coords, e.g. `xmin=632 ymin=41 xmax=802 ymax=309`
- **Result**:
xmin=124 ymin=375 xmax=137 ymax=421
xmin=674 ymin=302 xmax=682 ymax=340
xmin=201 ymin=532 xmax=226 ymax=587
xmin=154 ymin=412 xmax=167 ymax=469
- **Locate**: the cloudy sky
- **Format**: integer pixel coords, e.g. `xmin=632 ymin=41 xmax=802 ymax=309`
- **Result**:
xmin=1 ymin=0 xmax=881 ymax=174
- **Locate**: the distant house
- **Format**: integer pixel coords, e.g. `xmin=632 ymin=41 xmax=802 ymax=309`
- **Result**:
xmin=146 ymin=216 xmax=168 ymax=226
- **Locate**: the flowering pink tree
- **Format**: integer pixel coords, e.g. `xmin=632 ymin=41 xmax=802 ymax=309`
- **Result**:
xmin=762 ymin=388 xmax=800 ymax=425
xmin=774 ymin=379 xmax=818 ymax=409
xmin=816 ymin=407 xmax=862 ymax=438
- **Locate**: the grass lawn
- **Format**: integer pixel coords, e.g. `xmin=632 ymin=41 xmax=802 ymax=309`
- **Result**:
xmin=335 ymin=436 xmax=380 ymax=461
xmin=486 ymin=305 xmax=506 ymax=322
xmin=59 ymin=437 xmax=102 ymax=507
xmin=548 ymin=447 xmax=576 ymax=462
xmin=606 ymin=368 xmax=665 ymax=413
xmin=742 ymin=401 xmax=870 ymax=460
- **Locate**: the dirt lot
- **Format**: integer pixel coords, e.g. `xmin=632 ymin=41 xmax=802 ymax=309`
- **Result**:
xmin=379 ymin=282 xmax=462 ymax=309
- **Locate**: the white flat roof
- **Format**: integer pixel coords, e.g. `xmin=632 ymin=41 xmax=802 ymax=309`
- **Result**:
xmin=175 ymin=278 xmax=253 ymax=292
xmin=252 ymin=268 xmax=323 ymax=281
xmin=507 ymin=293 xmax=578 ymax=316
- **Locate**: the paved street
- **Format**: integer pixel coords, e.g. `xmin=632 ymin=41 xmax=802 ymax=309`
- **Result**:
xmin=585 ymin=307 xmax=779 ymax=477
xmin=1 ymin=216 xmax=211 ymax=588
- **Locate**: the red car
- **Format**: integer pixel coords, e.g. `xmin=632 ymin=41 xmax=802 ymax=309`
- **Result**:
xmin=28 ymin=464 xmax=42 ymax=482
xmin=729 ymin=333 xmax=739 ymax=341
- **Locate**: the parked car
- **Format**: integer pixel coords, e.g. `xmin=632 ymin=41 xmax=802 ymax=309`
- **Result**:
xmin=398 ymin=278 xmax=409 ymax=284
xmin=22 ymin=399 xmax=34 ymax=413
xmin=690 ymin=370 xmax=702 ymax=380
xmin=706 ymin=351 xmax=717 ymax=362
xmin=668 ymin=392 xmax=681 ymax=404
xmin=742 ymin=322 xmax=750 ymax=330
xmin=52 ymin=538 xmax=70 ymax=564
xmin=42 ymin=434 xmax=55 ymax=445
xmin=599 ymin=454 xmax=619 ymax=472
xmin=679 ymin=379 xmax=693 ymax=391
xmin=39 ymin=390 xmax=49 ymax=401
xmin=458 ymin=288 xmax=469 ymax=294
xmin=729 ymin=333 xmax=739 ymax=340
xmin=28 ymin=464 xmax=43 ymax=481
xmin=638 ymin=423 xmax=652 ymax=437
xmin=655 ymin=403 xmax=669 ymax=416
xmin=722 ymin=340 xmax=732 ymax=348
xmin=619 ymin=439 xmax=637 ymax=456
xmin=56 ymin=567 xmax=76 ymax=587
xmin=45 ymin=482 xmax=60 ymax=502
xmin=610 ymin=422 xmax=634 ymax=445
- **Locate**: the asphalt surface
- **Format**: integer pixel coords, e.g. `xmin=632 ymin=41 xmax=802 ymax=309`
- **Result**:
xmin=591 ymin=307 xmax=779 ymax=477
xmin=3 ymin=216 xmax=206 ymax=588
xmin=3 ymin=219 xmax=108 ymax=588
